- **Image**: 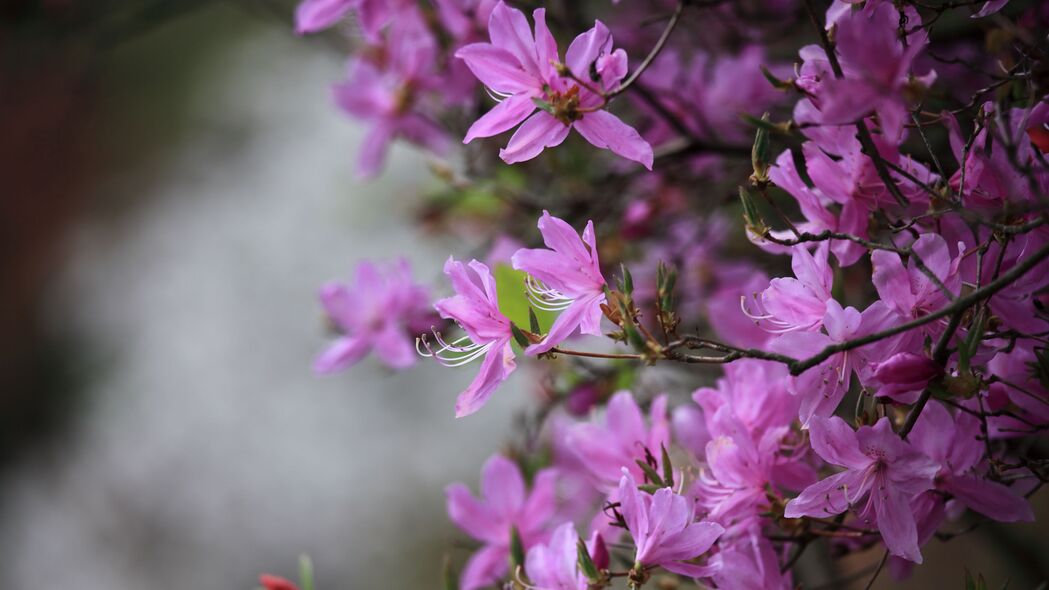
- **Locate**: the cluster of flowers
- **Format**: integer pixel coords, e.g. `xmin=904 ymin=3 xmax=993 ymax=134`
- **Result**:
xmin=277 ymin=0 xmax=1049 ymax=588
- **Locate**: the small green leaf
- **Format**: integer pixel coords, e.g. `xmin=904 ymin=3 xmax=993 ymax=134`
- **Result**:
xmin=529 ymin=307 xmax=541 ymax=334
xmin=442 ymin=555 xmax=457 ymax=590
xmin=298 ymin=555 xmax=315 ymax=590
xmin=532 ymin=97 xmax=555 ymax=115
xmin=660 ymin=444 xmax=674 ymax=489
xmin=510 ymin=323 xmax=531 ymax=348
xmin=634 ymin=459 xmax=665 ymax=487
xmin=751 ymin=112 xmax=772 ymax=184
xmin=620 ymin=264 xmax=634 ymax=296
xmin=577 ymin=538 xmax=600 ymax=582
xmin=510 ymin=526 xmax=526 ymax=570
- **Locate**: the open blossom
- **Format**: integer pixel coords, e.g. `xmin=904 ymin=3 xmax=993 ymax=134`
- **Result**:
xmin=770 ymin=299 xmax=898 ymax=425
xmin=711 ymin=528 xmax=792 ymax=590
xmin=512 ymin=211 xmax=607 ymax=355
xmin=910 ymin=401 xmax=1034 ymax=523
xmin=456 ymin=1 xmax=653 ymax=167
xmin=742 ymin=242 xmax=833 ymax=333
xmin=563 ymin=391 xmax=669 ymax=491
xmin=785 ymin=417 xmax=938 ymax=563
xmin=314 ymin=259 xmax=435 ymax=373
xmin=618 ymin=471 xmax=724 ymax=578
xmin=295 ymin=0 xmax=404 ymax=41
xmin=817 ymin=3 xmax=935 ymax=143
xmin=872 ymin=233 xmax=960 ymax=347
xmin=524 ymin=522 xmax=607 ymax=590
xmin=431 ymin=258 xmax=515 ymax=417
xmin=447 ymin=455 xmax=558 ymax=590
xmin=332 ymin=10 xmax=449 ymax=178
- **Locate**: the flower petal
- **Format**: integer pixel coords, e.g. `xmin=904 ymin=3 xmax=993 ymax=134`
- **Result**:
xmin=573 ymin=110 xmax=654 ymax=169
xmin=499 ymin=112 xmax=570 ymax=164
xmin=464 ymin=93 xmax=537 ymax=143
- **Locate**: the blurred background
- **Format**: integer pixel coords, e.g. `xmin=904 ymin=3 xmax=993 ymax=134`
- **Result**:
xmin=0 ymin=1 xmax=1046 ymax=589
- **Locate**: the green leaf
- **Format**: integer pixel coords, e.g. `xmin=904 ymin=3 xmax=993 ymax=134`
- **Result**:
xmin=529 ymin=307 xmax=541 ymax=334
xmin=510 ymin=526 xmax=526 ymax=570
xmin=577 ymin=538 xmax=600 ymax=582
xmin=298 ymin=555 xmax=315 ymax=590
xmin=493 ymin=265 xmax=555 ymax=331
xmin=442 ymin=554 xmax=457 ymax=590
xmin=510 ymin=323 xmax=531 ymax=348
xmin=620 ymin=264 xmax=634 ymax=296
xmin=532 ymin=97 xmax=556 ymax=115
xmin=660 ymin=444 xmax=674 ymax=489
xmin=965 ymin=569 xmax=976 ymax=590
xmin=634 ymin=459 xmax=665 ymax=487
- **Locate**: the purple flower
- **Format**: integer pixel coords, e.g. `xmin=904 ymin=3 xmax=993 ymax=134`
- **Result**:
xmin=710 ymin=529 xmax=792 ymax=590
xmin=332 ymin=11 xmax=450 ymax=178
xmin=512 ymin=211 xmax=607 ymax=355
xmin=818 ymin=3 xmax=935 ymax=143
xmin=770 ymin=299 xmax=899 ymax=425
xmin=618 ymin=471 xmax=724 ymax=578
xmin=564 ymin=391 xmax=669 ymax=491
xmin=456 ymin=1 xmax=653 ymax=167
xmin=295 ymin=0 xmax=402 ymax=41
xmin=870 ymin=352 xmax=942 ymax=404
xmin=742 ymin=243 xmax=833 ymax=333
xmin=910 ymin=401 xmax=1034 ymax=523
xmin=872 ymin=233 xmax=960 ymax=349
xmin=785 ymin=416 xmax=939 ymax=563
xmin=446 ymin=455 xmax=558 ymax=590
xmin=431 ymin=258 xmax=516 ymax=417
xmin=314 ymin=259 xmax=435 ymax=373
xmin=523 ymin=522 xmax=603 ymax=590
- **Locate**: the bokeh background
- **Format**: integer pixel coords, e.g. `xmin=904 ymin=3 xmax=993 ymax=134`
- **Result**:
xmin=0 ymin=2 xmax=1046 ymax=589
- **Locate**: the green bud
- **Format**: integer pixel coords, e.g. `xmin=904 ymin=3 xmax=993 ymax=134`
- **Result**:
xmin=660 ymin=444 xmax=674 ymax=489
xmin=751 ymin=112 xmax=772 ymax=185
xmin=619 ymin=264 xmax=634 ymax=296
xmin=529 ymin=307 xmax=542 ymax=334
xmin=510 ymin=323 xmax=532 ymax=349
xmin=510 ymin=526 xmax=526 ymax=570
xmin=739 ymin=186 xmax=767 ymax=235
xmin=577 ymin=538 xmax=600 ymax=582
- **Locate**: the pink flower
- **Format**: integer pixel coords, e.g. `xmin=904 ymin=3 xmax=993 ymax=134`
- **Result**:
xmin=910 ymin=401 xmax=1034 ymax=523
xmin=332 ymin=11 xmax=450 ymax=178
xmin=512 ymin=211 xmax=607 ymax=355
xmin=742 ymin=243 xmax=833 ymax=333
xmin=456 ymin=1 xmax=653 ymax=167
xmin=295 ymin=0 xmax=403 ymax=41
xmin=618 ymin=471 xmax=724 ymax=578
xmin=447 ymin=455 xmax=559 ymax=590
xmin=785 ymin=416 xmax=939 ymax=563
xmin=564 ymin=391 xmax=669 ymax=491
xmin=710 ymin=529 xmax=792 ymax=590
xmin=770 ymin=299 xmax=899 ymax=425
xmin=314 ymin=259 xmax=435 ymax=373
xmin=523 ymin=522 xmax=604 ymax=590
xmin=431 ymin=258 xmax=516 ymax=417
xmin=871 ymin=233 xmax=960 ymax=348
xmin=870 ymin=352 xmax=942 ymax=404
xmin=818 ymin=3 xmax=935 ymax=143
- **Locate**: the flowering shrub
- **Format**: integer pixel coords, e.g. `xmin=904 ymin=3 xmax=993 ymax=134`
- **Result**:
xmin=277 ymin=0 xmax=1049 ymax=588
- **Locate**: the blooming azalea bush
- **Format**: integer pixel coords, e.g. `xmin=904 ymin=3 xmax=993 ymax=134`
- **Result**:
xmin=269 ymin=0 xmax=1049 ymax=588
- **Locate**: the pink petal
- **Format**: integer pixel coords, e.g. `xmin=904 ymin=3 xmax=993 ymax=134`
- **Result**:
xmin=872 ymin=480 xmax=924 ymax=563
xmin=356 ymin=122 xmax=393 ymax=179
xmin=784 ymin=469 xmax=867 ymax=518
xmin=372 ymin=323 xmax=416 ymax=369
xmin=531 ymin=8 xmax=559 ymax=81
xmin=564 ymin=20 xmax=612 ymax=82
xmin=463 ymin=93 xmax=537 ymax=143
xmin=573 ymin=110 xmax=654 ymax=169
xmin=487 ymin=1 xmax=541 ymax=79
xmin=456 ymin=44 xmax=539 ymax=95
xmin=313 ymin=336 xmax=371 ymax=374
xmin=481 ymin=454 xmax=526 ymax=516
xmin=460 ymin=544 xmax=509 ymax=590
xmin=808 ymin=416 xmax=869 ymax=469
xmin=946 ymin=474 xmax=1034 ymax=522
xmin=446 ymin=483 xmax=501 ymax=542
xmin=295 ymin=0 xmax=355 ymax=34
xmin=499 ymin=112 xmax=570 ymax=164
xmin=455 ymin=340 xmax=515 ymax=417
xmin=973 ymin=0 xmax=1009 ymax=18
xmin=526 ymin=294 xmax=602 ymax=355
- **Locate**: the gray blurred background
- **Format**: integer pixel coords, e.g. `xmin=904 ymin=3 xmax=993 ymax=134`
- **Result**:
xmin=0 ymin=3 xmax=527 ymax=588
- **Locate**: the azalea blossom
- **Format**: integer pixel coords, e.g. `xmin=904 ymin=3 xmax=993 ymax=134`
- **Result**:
xmin=618 ymin=471 xmax=725 ymax=578
xmin=456 ymin=1 xmax=653 ymax=167
xmin=295 ymin=0 xmax=404 ymax=41
xmin=314 ymin=259 xmax=435 ymax=373
xmin=512 ymin=211 xmax=607 ymax=355
xmin=332 ymin=10 xmax=450 ymax=178
xmin=430 ymin=258 xmax=516 ymax=417
xmin=742 ymin=242 xmax=833 ymax=333
xmin=784 ymin=416 xmax=939 ymax=563
xmin=523 ymin=522 xmax=605 ymax=590
xmin=563 ymin=391 xmax=669 ymax=491
xmin=446 ymin=455 xmax=558 ymax=590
